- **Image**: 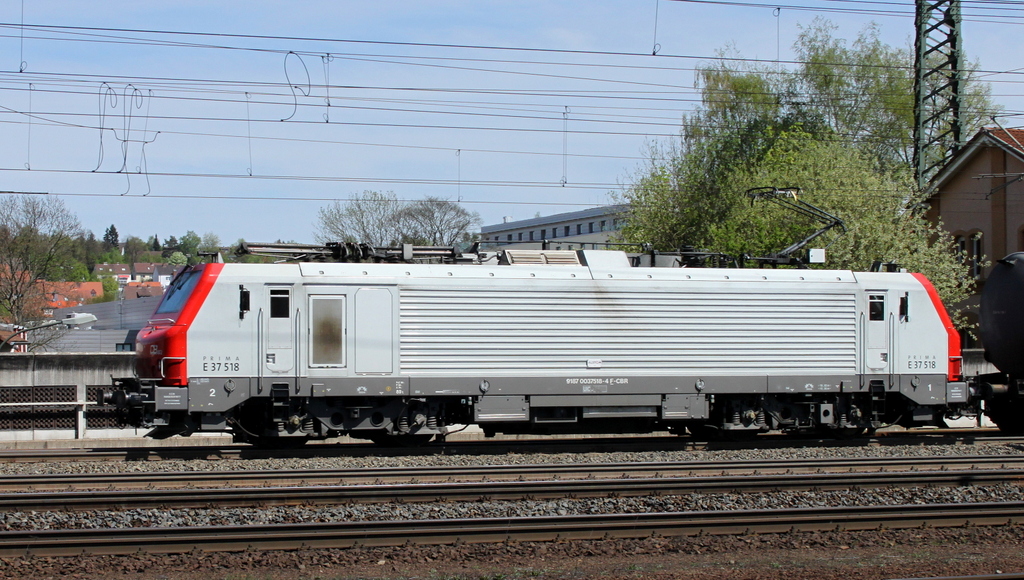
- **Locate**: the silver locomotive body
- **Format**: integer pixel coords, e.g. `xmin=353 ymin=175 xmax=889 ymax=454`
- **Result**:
xmin=107 ymin=250 xmax=969 ymax=444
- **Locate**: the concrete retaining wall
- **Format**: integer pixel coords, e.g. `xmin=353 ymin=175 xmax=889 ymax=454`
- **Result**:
xmin=0 ymin=352 xmax=134 ymax=387
xmin=0 ymin=353 xmax=136 ymax=442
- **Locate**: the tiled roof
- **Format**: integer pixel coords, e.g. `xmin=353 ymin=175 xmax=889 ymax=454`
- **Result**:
xmin=42 ymin=281 xmax=104 ymax=309
xmin=94 ymin=263 xmax=131 ymax=275
xmin=928 ymin=126 xmax=1024 ymax=194
xmin=988 ymin=127 xmax=1024 ymax=155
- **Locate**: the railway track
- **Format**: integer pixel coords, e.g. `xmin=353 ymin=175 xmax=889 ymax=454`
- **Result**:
xmin=2 ymin=454 xmax=1023 ymax=492
xmin=0 ymin=430 xmax=1018 ymax=463
xmin=1 ymin=501 xmax=1021 ymax=557
xmin=1 ymin=457 xmax=1022 ymax=512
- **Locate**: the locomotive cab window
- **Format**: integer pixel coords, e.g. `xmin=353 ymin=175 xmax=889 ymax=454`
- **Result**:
xmin=869 ymin=295 xmax=885 ymax=321
xmin=155 ymin=270 xmax=202 ymax=314
xmin=270 ymin=289 xmax=290 ymax=318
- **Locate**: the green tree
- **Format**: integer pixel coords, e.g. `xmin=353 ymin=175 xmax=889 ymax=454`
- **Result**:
xmin=620 ymin=19 xmax=993 ymax=316
xmin=95 ymin=277 xmax=120 ymax=303
xmin=166 ymin=251 xmax=188 ymax=266
xmin=102 ymin=224 xmax=119 ymax=250
xmin=179 ymin=231 xmax=201 ymax=264
xmin=726 ymin=131 xmax=970 ymax=309
xmin=161 ymin=235 xmax=179 ymax=258
xmin=53 ymin=261 xmax=92 ymax=283
xmin=199 ymin=232 xmax=222 ymax=255
xmin=123 ymin=235 xmax=148 ymax=266
xmin=791 ymin=19 xmax=994 ymax=170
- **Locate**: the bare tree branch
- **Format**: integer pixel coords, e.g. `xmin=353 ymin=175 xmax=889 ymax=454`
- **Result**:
xmin=0 ymin=196 xmax=82 ymax=347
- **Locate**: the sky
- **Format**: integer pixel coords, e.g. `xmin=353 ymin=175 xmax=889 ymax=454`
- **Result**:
xmin=0 ymin=1 xmax=1022 ymax=246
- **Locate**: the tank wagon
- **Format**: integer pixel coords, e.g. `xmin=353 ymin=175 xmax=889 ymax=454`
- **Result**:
xmin=979 ymin=252 xmax=1024 ymax=433
xmin=103 ymin=248 xmax=972 ymax=446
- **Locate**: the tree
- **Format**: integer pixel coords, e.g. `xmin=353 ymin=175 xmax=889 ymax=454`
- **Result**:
xmin=102 ymin=224 xmax=119 ymax=250
xmin=199 ymin=232 xmax=222 ymax=255
xmin=315 ymin=190 xmax=410 ymax=247
xmin=790 ymin=19 xmax=995 ymax=170
xmin=0 ymin=196 xmax=83 ymax=329
xmin=400 ymin=197 xmax=482 ymax=246
xmin=730 ymin=131 xmax=970 ymax=307
xmin=123 ymin=236 xmax=148 ymax=266
xmin=620 ymin=19 xmax=994 ymax=314
xmin=149 ymin=235 xmax=161 ymax=252
xmin=96 ymin=276 xmax=119 ymax=303
xmin=315 ymin=191 xmax=480 ymax=247
xmin=73 ymin=231 xmax=104 ymax=272
xmin=161 ymin=235 xmax=179 ymax=259
xmin=179 ymin=231 xmax=201 ymax=264
xmin=166 ymin=251 xmax=188 ymax=266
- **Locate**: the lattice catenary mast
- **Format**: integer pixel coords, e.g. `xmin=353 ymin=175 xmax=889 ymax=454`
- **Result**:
xmin=913 ymin=0 xmax=964 ymax=188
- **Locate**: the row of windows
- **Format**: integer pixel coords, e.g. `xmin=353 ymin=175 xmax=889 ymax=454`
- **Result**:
xmin=489 ymin=218 xmax=623 ymax=243
xmin=952 ymin=227 xmax=1024 ymax=281
xmin=956 ymin=232 xmax=983 ymax=279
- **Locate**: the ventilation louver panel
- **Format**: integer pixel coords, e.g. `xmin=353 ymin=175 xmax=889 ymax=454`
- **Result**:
xmin=505 ymin=250 xmax=581 ymax=266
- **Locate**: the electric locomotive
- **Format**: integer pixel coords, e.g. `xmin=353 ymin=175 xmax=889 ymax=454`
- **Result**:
xmin=103 ymin=245 xmax=974 ymax=446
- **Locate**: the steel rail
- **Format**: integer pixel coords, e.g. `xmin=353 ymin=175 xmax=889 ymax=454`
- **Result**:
xmin=1 ymin=501 xmax=1021 ymax=557
xmin=1 ymin=454 xmax=1023 ymax=492
xmin=0 ymin=431 xmax=1017 ymax=463
xmin=1 ymin=468 xmax=1022 ymax=512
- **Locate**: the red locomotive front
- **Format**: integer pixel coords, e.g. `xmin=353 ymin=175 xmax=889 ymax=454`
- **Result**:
xmin=135 ymin=264 xmax=224 ymax=385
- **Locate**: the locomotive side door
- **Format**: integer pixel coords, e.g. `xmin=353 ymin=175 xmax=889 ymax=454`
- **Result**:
xmin=354 ymin=287 xmax=394 ymax=375
xmin=864 ymin=291 xmax=891 ymax=373
xmin=263 ymin=285 xmax=296 ymax=375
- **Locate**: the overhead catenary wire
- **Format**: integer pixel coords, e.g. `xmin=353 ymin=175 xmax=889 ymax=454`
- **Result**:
xmin=0 ymin=184 xmax=980 ymax=204
xmin=0 ymin=77 xmax=1016 ymax=136
xmin=0 ymin=13 xmax=1019 ymax=242
xmin=6 ymin=27 xmax=1024 ymax=84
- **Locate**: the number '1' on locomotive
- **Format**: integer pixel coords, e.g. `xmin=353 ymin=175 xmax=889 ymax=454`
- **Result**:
xmin=103 ymin=247 xmax=977 ymax=446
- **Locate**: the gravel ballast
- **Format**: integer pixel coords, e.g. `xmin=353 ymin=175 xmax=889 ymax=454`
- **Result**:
xmin=0 ymin=440 xmax=1023 ymax=579
xmin=1 ymin=440 xmax=1022 ymax=476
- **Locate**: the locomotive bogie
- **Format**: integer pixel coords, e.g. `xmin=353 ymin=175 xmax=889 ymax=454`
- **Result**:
xmin=103 ymin=249 xmax=979 ymax=444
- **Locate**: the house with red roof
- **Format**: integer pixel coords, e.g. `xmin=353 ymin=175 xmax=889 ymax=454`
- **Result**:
xmin=925 ymin=126 xmax=1024 ymax=345
xmin=92 ymin=263 xmax=132 ymax=284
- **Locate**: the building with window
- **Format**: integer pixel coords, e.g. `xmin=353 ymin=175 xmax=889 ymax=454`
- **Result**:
xmin=925 ymin=126 xmax=1024 ymax=346
xmin=479 ymin=205 xmax=629 ymax=249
